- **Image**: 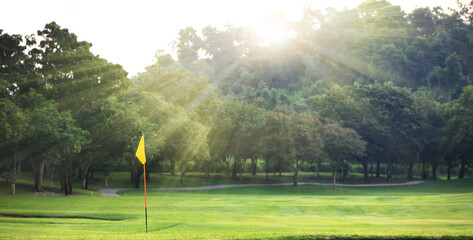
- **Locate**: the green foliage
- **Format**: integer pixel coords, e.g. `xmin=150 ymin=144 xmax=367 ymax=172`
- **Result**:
xmin=2 ymin=0 xmax=473 ymax=196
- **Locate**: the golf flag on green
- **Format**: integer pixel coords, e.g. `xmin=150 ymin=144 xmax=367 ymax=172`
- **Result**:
xmin=136 ymin=135 xmax=146 ymax=164
xmin=135 ymin=134 xmax=148 ymax=233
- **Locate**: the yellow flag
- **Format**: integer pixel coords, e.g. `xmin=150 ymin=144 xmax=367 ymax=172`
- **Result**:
xmin=136 ymin=134 xmax=146 ymax=164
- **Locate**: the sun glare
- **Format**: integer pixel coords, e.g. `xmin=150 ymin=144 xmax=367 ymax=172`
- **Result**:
xmin=251 ymin=13 xmax=291 ymax=46
xmin=253 ymin=22 xmax=287 ymax=45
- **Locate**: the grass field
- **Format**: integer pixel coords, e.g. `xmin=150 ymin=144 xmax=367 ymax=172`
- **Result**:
xmin=0 ymin=171 xmax=423 ymax=195
xmin=0 ymin=173 xmax=472 ymax=239
xmin=81 ymin=171 xmax=426 ymax=190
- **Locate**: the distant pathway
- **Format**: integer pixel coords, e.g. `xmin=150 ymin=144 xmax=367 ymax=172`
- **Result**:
xmin=98 ymin=180 xmax=425 ymax=197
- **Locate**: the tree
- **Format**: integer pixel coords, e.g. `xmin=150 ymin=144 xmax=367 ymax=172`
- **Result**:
xmin=163 ymin=115 xmax=209 ymax=183
xmin=0 ymin=30 xmax=37 ymax=98
xmin=443 ymin=85 xmax=473 ymax=179
xmin=354 ymin=83 xmax=423 ymax=181
xmin=32 ymin=22 xmax=129 ymax=189
xmin=427 ymin=52 xmax=471 ymax=101
xmin=290 ymin=111 xmax=323 ymax=186
xmin=55 ymin=115 xmax=88 ymax=195
xmin=174 ymin=27 xmax=203 ymax=68
xmin=414 ymin=90 xmax=445 ymax=180
xmin=368 ymin=44 xmax=410 ymax=86
xmin=408 ymin=7 xmax=436 ymax=37
xmin=322 ymin=123 xmax=366 ymax=190
xmin=0 ymin=30 xmax=35 ymax=194
xmin=18 ymin=90 xmax=68 ymax=192
xmin=0 ymin=99 xmax=28 ymax=195
xmin=208 ymin=101 xmax=266 ymax=180
xmin=264 ymin=107 xmax=292 ymax=178
xmin=226 ymin=101 xmax=266 ymax=181
xmin=314 ymin=84 xmax=383 ymax=182
xmin=208 ymin=104 xmax=234 ymax=176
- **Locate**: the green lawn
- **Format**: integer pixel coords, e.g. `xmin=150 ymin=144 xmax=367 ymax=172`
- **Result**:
xmin=0 ymin=171 xmax=426 ymax=195
xmin=0 ymin=177 xmax=472 ymax=239
xmin=84 ymin=171 xmax=421 ymax=190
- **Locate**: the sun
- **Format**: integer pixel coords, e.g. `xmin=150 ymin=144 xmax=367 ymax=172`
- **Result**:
xmin=253 ymin=22 xmax=286 ymax=45
xmin=251 ymin=13 xmax=290 ymax=46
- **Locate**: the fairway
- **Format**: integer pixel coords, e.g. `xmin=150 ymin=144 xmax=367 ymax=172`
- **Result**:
xmin=1 ymin=179 xmax=472 ymax=239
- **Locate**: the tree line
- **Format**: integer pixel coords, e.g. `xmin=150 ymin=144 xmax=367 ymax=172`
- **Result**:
xmin=1 ymin=0 xmax=473 ymax=194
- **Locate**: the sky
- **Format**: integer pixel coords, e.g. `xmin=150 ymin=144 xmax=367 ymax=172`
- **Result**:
xmin=0 ymin=0 xmax=465 ymax=77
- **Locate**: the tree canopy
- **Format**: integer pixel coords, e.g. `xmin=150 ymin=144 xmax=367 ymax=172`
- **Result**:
xmin=2 ymin=0 xmax=473 ymax=194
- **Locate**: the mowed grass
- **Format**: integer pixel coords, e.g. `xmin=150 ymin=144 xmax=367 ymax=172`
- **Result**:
xmin=0 ymin=178 xmax=472 ymax=239
xmin=85 ymin=171 xmax=420 ymax=190
xmin=0 ymin=171 xmax=425 ymax=194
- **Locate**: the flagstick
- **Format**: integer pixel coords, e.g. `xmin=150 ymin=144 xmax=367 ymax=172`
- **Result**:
xmin=143 ymin=163 xmax=148 ymax=233
xmin=136 ymin=134 xmax=148 ymax=233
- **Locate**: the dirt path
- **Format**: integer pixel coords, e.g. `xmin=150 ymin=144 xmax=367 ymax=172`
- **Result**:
xmin=98 ymin=180 xmax=425 ymax=197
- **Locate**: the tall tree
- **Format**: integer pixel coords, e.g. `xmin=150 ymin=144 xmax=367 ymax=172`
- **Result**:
xmin=322 ymin=123 xmax=366 ymax=189
xmin=290 ymin=111 xmax=323 ymax=186
xmin=0 ymin=98 xmax=28 ymax=195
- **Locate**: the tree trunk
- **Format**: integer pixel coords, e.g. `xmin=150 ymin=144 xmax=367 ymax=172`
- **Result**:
xmin=239 ymin=159 xmax=246 ymax=181
xmin=363 ymin=157 xmax=368 ymax=183
xmin=105 ymin=174 xmax=109 ymax=187
xmin=239 ymin=160 xmax=243 ymax=181
xmin=407 ymin=160 xmax=414 ymax=180
xmin=232 ymin=161 xmax=237 ymax=178
xmin=10 ymin=183 xmax=16 ymax=195
xmin=432 ymin=165 xmax=438 ymax=181
xmin=170 ymin=159 xmax=176 ymax=176
xmin=68 ymin=176 xmax=73 ymax=195
xmin=85 ymin=170 xmax=89 ymax=189
xmin=9 ymin=147 xmax=24 ymax=195
xmin=64 ymin=177 xmax=68 ymax=196
xmin=81 ymin=167 xmax=89 ymax=189
xmin=251 ymin=158 xmax=257 ymax=175
xmin=33 ymin=160 xmax=45 ymax=192
xmin=447 ymin=159 xmax=452 ymax=180
xmin=376 ymin=158 xmax=381 ymax=178
xmin=9 ymin=160 xmax=17 ymax=195
xmin=180 ymin=172 xmax=184 ymax=183
xmin=370 ymin=159 xmax=374 ymax=179
xmin=332 ymin=170 xmax=337 ymax=190
xmin=458 ymin=161 xmax=465 ymax=179
xmin=46 ymin=163 xmax=54 ymax=186
xmin=316 ymin=161 xmax=320 ymax=178
xmin=387 ymin=156 xmax=392 ymax=181
xmin=293 ymin=168 xmax=299 ymax=186
xmin=81 ymin=154 xmax=92 ymax=190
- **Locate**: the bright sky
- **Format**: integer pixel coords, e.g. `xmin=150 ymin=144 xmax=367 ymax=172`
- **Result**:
xmin=0 ymin=0 xmax=463 ymax=77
